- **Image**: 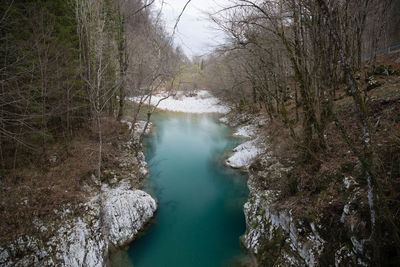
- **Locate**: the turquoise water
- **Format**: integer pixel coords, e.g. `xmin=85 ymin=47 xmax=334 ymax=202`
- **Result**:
xmin=111 ymin=113 xmax=250 ymax=267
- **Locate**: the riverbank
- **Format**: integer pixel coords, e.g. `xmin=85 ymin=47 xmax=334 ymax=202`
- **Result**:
xmin=220 ymin=111 xmax=346 ymax=265
xmin=0 ymin=90 xmax=234 ymax=266
xmin=220 ymin=62 xmax=400 ymax=266
xmin=0 ymin=118 xmax=157 ymax=266
xmin=222 ymin=109 xmax=373 ymax=265
xmin=117 ymin=112 xmax=250 ymax=266
xmin=3 ymin=81 xmax=397 ymax=266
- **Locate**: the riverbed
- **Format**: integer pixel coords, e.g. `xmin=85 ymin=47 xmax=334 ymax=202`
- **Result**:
xmin=110 ymin=112 xmax=250 ymax=266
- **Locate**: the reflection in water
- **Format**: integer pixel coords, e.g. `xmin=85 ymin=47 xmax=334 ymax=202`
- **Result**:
xmin=110 ymin=112 xmax=250 ymax=267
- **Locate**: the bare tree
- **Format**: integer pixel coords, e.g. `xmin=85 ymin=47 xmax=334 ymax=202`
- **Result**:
xmin=124 ymin=0 xmax=188 ymax=139
xmin=76 ymin=0 xmax=120 ymax=180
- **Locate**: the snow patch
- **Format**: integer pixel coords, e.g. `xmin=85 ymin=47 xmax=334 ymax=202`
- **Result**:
xmin=130 ymin=90 xmax=230 ymax=114
xmin=226 ymin=138 xmax=263 ymax=169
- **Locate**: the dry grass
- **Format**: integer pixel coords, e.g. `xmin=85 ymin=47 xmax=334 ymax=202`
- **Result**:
xmin=255 ymin=53 xmax=400 ymax=225
xmin=0 ymin=115 xmax=132 ymax=245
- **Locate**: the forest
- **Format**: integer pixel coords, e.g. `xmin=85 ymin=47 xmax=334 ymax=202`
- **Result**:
xmin=0 ymin=0 xmax=186 ymax=169
xmin=200 ymin=0 xmax=400 ymax=265
xmin=0 ymin=0 xmax=186 ymax=244
xmin=1 ymin=0 xmax=400 ymax=266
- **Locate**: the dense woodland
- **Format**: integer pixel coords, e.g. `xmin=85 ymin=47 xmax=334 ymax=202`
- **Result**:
xmin=0 ymin=0 xmax=187 ymax=243
xmin=199 ymin=0 xmax=400 ymax=265
xmin=0 ymin=0 xmax=186 ymax=172
xmin=1 ymin=0 xmax=400 ymax=265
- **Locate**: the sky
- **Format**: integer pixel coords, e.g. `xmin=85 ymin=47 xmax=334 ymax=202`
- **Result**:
xmin=154 ymin=0 xmax=230 ymax=58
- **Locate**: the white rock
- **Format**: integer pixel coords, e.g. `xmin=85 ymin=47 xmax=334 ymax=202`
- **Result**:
xmin=0 ymin=247 xmax=10 ymax=264
xmin=121 ymin=120 xmax=152 ymax=136
xmin=344 ymin=176 xmax=358 ymax=189
xmin=55 ymin=183 xmax=156 ymax=266
xmin=219 ymin=116 xmax=229 ymax=124
xmin=1 ymin=183 xmax=157 ymax=267
xmin=242 ymin=152 xmax=325 ymax=266
xmin=243 ymin=186 xmax=325 ymax=266
xmin=102 ymin=184 xmax=157 ymax=247
xmin=226 ymin=138 xmax=263 ymax=169
xmin=134 ymin=121 xmax=152 ymax=136
xmin=55 ymin=216 xmax=105 ymax=267
xmin=120 ymin=120 xmax=133 ymax=130
xmin=139 ymin=166 xmax=149 ymax=176
xmin=233 ymin=125 xmax=257 ymax=138
xmin=258 ymin=119 xmax=268 ymax=127
xmin=350 ymin=236 xmax=363 ymax=254
xmin=340 ymin=204 xmax=350 ymax=223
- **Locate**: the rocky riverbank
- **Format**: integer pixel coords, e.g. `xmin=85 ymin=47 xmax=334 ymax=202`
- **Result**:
xmin=221 ymin=111 xmax=373 ymax=266
xmin=0 ymin=120 xmax=157 ymax=267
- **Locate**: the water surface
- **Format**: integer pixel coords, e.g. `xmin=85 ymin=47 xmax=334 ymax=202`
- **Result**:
xmin=111 ymin=113 xmax=249 ymax=267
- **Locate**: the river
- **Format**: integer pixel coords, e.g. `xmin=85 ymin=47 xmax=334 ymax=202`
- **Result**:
xmin=110 ymin=112 xmax=250 ymax=266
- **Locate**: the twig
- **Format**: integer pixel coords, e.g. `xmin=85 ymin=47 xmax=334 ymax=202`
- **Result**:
xmin=172 ymin=0 xmax=193 ymax=36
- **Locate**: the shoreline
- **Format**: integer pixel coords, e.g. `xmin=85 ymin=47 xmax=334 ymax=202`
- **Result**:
xmin=1 ymin=91 xmax=268 ymax=266
xmin=222 ymin=107 xmax=380 ymax=266
xmin=0 ymin=120 xmax=157 ymax=267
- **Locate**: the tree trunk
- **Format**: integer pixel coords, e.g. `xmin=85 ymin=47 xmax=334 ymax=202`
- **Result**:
xmin=97 ymin=113 xmax=102 ymax=181
xmin=117 ymin=86 xmax=124 ymax=120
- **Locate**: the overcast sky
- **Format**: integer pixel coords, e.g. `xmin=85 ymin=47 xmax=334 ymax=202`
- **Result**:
xmin=155 ymin=0 xmax=230 ymax=58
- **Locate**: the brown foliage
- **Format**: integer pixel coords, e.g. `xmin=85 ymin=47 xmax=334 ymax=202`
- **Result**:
xmin=0 ymin=116 xmax=131 ymax=245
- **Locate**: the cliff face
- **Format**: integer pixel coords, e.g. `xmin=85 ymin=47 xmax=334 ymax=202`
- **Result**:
xmin=241 ymin=149 xmax=372 ymax=267
xmin=222 ymin=112 xmax=374 ymax=266
xmin=241 ymin=154 xmax=325 ymax=266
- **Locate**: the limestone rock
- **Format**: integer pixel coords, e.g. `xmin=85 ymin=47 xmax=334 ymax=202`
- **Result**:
xmin=0 ymin=183 xmax=157 ymax=267
xmin=102 ymin=182 xmax=157 ymax=247
xmin=242 ymin=159 xmax=325 ymax=266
